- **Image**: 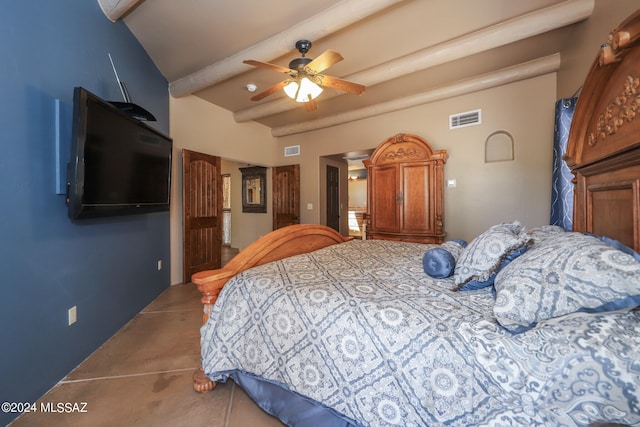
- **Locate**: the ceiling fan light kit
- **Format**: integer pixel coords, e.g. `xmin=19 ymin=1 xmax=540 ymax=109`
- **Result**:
xmin=284 ymin=77 xmax=323 ymax=102
xmin=243 ymin=39 xmax=365 ymax=110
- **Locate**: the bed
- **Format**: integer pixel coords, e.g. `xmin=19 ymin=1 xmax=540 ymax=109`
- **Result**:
xmin=192 ymin=9 xmax=640 ymax=427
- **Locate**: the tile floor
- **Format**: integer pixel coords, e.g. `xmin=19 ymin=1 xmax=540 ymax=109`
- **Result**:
xmin=11 ymin=279 xmax=285 ymax=426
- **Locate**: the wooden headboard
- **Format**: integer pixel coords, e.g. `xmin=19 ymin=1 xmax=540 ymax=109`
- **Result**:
xmin=564 ymin=9 xmax=640 ymax=252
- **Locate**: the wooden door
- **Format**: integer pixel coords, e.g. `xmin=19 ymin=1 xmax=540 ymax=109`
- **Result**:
xmin=401 ymin=162 xmax=432 ymax=233
xmin=182 ymin=150 xmax=222 ymax=283
xmin=368 ymin=163 xmax=400 ymax=232
xmin=326 ymin=165 xmax=340 ymax=232
xmin=273 ymin=164 xmax=300 ymax=230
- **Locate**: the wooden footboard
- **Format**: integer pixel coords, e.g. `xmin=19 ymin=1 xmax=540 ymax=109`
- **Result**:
xmin=192 ymin=224 xmax=351 ymax=392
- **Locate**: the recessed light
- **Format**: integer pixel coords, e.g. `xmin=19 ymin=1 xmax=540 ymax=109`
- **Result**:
xmin=246 ymin=83 xmax=257 ymax=93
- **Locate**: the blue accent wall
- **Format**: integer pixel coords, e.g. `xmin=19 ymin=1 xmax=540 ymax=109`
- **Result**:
xmin=0 ymin=2 xmax=170 ymax=424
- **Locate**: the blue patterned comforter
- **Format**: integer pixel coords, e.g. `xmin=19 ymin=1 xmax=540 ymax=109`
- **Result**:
xmin=201 ymin=240 xmax=640 ymax=426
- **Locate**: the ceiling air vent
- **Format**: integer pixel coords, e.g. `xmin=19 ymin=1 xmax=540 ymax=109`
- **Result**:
xmin=284 ymin=145 xmax=300 ymax=157
xmin=449 ymin=109 xmax=481 ymax=129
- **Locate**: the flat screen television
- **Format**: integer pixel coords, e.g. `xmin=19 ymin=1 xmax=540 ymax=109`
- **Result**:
xmin=67 ymin=86 xmax=172 ymax=219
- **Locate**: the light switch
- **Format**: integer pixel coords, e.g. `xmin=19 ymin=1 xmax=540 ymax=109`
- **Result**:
xmin=307 ymin=203 xmax=313 ymax=210
xmin=447 ymin=179 xmax=457 ymax=188
xmin=68 ymin=306 xmax=77 ymax=325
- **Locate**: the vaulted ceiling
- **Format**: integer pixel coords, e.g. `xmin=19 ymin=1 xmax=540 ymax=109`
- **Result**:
xmin=98 ymin=0 xmax=594 ymax=136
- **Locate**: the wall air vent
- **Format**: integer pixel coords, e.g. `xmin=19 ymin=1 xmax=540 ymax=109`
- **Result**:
xmin=284 ymin=145 xmax=300 ymax=157
xmin=449 ymin=109 xmax=481 ymax=129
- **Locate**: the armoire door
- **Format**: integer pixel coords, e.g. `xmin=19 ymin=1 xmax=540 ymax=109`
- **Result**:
xmin=401 ymin=162 xmax=432 ymax=233
xmin=369 ymin=163 xmax=400 ymax=232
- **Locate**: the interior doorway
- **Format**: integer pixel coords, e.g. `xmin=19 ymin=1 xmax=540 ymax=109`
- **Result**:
xmin=320 ymin=150 xmax=372 ymax=238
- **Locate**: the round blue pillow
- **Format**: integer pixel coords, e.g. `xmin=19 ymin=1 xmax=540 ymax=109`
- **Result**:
xmin=422 ymin=240 xmax=467 ymax=278
xmin=423 ymin=248 xmax=456 ymax=278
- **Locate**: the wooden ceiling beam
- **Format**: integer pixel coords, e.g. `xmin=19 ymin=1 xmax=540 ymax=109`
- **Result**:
xmin=97 ymin=0 xmax=145 ymax=22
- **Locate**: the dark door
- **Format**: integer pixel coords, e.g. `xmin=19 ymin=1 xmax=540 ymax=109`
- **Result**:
xmin=326 ymin=165 xmax=340 ymax=232
xmin=182 ymin=149 xmax=222 ymax=283
xmin=273 ymin=164 xmax=300 ymax=230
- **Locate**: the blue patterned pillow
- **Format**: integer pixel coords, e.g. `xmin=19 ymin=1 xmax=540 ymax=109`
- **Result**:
xmin=457 ymin=245 xmax=527 ymax=291
xmin=422 ymin=239 xmax=467 ymax=278
xmin=453 ymin=222 xmax=530 ymax=290
xmin=493 ymin=231 xmax=640 ymax=333
xmin=587 ymin=233 xmax=640 ymax=262
xmin=526 ymin=225 xmax=566 ymax=244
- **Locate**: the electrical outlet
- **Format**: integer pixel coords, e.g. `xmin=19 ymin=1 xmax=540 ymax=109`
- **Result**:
xmin=68 ymin=306 xmax=77 ymax=326
xmin=157 ymin=260 xmax=162 ymax=271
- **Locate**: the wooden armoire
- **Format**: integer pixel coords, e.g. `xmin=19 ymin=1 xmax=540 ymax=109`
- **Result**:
xmin=364 ymin=133 xmax=448 ymax=244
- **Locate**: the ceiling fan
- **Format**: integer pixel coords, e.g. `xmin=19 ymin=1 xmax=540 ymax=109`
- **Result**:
xmin=243 ymin=40 xmax=366 ymax=112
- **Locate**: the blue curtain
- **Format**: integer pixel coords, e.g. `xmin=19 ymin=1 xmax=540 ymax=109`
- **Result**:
xmin=550 ymin=97 xmax=576 ymax=230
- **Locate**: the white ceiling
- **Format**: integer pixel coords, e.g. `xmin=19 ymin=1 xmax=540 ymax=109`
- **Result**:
xmin=99 ymin=0 xmax=594 ymax=136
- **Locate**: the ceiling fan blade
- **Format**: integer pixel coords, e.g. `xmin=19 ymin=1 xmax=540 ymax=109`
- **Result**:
xmin=250 ymin=80 xmax=289 ymax=101
xmin=316 ymin=74 xmax=366 ymax=95
xmin=305 ymin=49 xmax=343 ymax=73
xmin=243 ymin=59 xmax=294 ymax=75
xmin=304 ymin=98 xmax=318 ymax=112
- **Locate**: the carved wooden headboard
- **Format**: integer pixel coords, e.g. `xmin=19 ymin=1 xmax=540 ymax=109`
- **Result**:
xmin=564 ymin=9 xmax=640 ymax=252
